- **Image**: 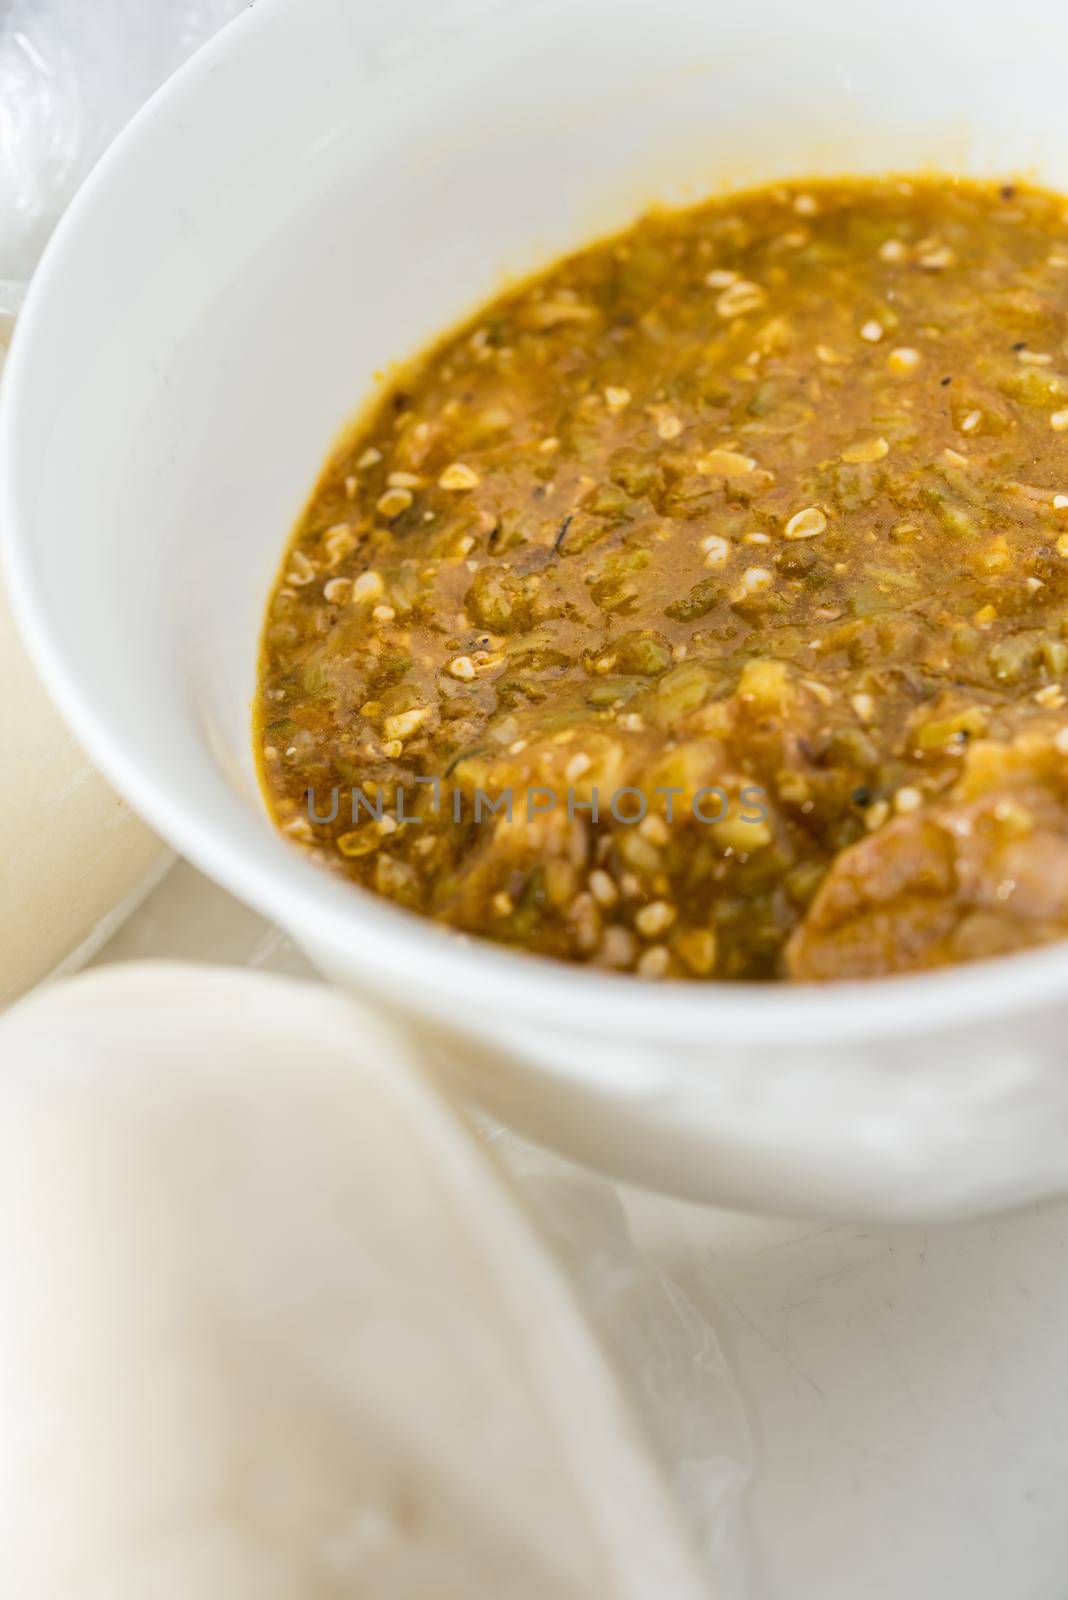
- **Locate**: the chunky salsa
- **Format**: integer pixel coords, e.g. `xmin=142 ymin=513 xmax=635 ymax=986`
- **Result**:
xmin=257 ymin=176 xmax=1068 ymax=981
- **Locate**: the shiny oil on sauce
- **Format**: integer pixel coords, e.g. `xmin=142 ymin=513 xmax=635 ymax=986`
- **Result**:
xmin=257 ymin=177 xmax=1068 ymax=981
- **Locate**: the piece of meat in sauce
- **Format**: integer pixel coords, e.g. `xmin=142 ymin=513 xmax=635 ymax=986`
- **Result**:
xmin=787 ymin=764 xmax=1068 ymax=980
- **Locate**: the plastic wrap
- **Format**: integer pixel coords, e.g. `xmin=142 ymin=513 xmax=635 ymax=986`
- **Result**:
xmin=497 ymin=1133 xmax=754 ymax=1597
xmin=0 ymin=0 xmax=248 ymax=323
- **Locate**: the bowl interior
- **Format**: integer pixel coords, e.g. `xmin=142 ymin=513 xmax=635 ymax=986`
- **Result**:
xmin=8 ymin=0 xmax=1068 ymax=1041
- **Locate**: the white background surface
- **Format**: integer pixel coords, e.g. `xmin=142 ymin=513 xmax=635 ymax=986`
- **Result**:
xmin=94 ymin=863 xmax=1068 ymax=1599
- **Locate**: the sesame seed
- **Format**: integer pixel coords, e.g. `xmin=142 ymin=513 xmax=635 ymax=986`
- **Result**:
xmin=1052 ymin=410 xmax=1068 ymax=432
xmin=736 ymin=566 xmax=773 ymax=596
xmin=589 ymin=869 xmax=619 ymax=907
xmin=376 ymin=487 xmax=413 ymax=518
xmin=323 ymin=523 xmax=356 ymax=563
xmin=700 ymin=534 xmax=731 ymax=567
xmin=438 ymin=462 xmax=481 ymax=490
xmin=604 ymin=385 xmax=632 ymax=411
xmin=715 ymin=279 xmax=767 ymax=318
xmin=860 ymin=320 xmax=884 ymax=343
xmin=918 ymin=245 xmax=956 ymax=269
xmin=894 ymin=786 xmax=922 ymax=814
xmin=887 ymin=346 xmax=922 ymax=375
xmin=448 ymin=655 xmax=476 ymax=680
xmin=841 ymin=436 xmax=889 ymax=463
xmin=286 ymin=550 xmax=317 ymax=586
xmin=697 ymin=448 xmax=758 ymax=477
xmin=784 ymin=506 xmax=827 ymax=540
xmin=351 ymin=570 xmax=385 ymax=601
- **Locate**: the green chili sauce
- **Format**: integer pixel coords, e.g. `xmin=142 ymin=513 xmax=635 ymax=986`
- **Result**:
xmin=257 ymin=177 xmax=1068 ymax=981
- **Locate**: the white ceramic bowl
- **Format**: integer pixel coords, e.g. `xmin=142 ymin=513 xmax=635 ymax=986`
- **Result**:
xmin=7 ymin=0 xmax=1068 ymax=1222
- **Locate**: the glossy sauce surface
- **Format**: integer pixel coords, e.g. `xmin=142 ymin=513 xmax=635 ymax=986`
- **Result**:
xmin=257 ymin=177 xmax=1068 ymax=980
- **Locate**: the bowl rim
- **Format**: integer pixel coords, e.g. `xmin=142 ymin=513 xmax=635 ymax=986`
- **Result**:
xmin=5 ymin=0 xmax=1068 ymax=1048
